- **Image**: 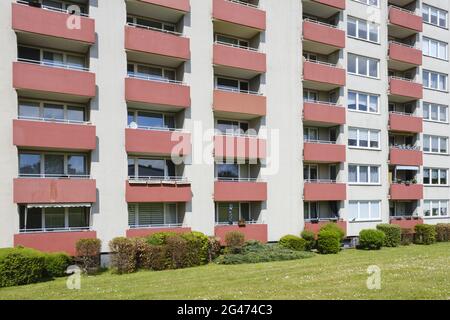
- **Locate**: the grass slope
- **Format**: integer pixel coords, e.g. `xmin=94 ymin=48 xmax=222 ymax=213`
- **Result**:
xmin=1 ymin=243 xmax=449 ymax=300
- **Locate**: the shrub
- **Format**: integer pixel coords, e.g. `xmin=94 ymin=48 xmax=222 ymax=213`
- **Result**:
xmin=207 ymin=237 xmax=222 ymax=262
xmin=401 ymin=228 xmax=414 ymax=246
xmin=435 ymin=224 xmax=450 ymax=242
xmin=146 ymin=232 xmax=177 ymax=246
xmin=132 ymin=238 xmax=153 ymax=270
xmin=44 ymin=253 xmax=72 ymax=278
xmin=279 ymin=235 xmax=306 ymax=251
xmin=109 ymin=237 xmax=136 ymax=274
xmin=165 ymin=235 xmax=190 ymax=269
xmin=376 ymin=224 xmax=401 ymax=247
xmin=147 ymin=245 xmax=167 ymax=271
xmin=317 ymin=230 xmax=340 ymax=254
xmin=301 ymin=230 xmax=316 ymax=251
xmin=319 ymin=223 xmax=345 ymax=241
xmin=414 ymin=224 xmax=436 ymax=245
xmin=224 ymin=231 xmax=245 ymax=254
xmin=358 ymin=229 xmax=385 ymax=250
xmin=75 ymin=238 xmax=101 ymax=274
xmin=0 ymin=247 xmax=46 ymax=288
xmin=181 ymin=232 xmax=209 ymax=266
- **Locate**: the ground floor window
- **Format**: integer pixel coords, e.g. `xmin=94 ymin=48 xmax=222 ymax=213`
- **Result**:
xmin=424 ymin=200 xmax=449 ymax=217
xmin=128 ymin=203 xmax=180 ymax=227
xmin=19 ymin=206 xmax=90 ymax=232
xmin=304 ymin=202 xmax=339 ymax=221
xmin=390 ymin=201 xmax=417 ymax=217
xmin=348 ymin=200 xmax=381 ymax=221
xmin=215 ymin=202 xmax=256 ymax=224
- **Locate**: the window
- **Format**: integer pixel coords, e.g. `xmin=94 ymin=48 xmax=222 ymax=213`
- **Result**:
xmin=128 ymin=203 xmax=179 ymax=227
xmin=215 ymin=203 xmax=254 ymax=224
xmin=423 ymin=135 xmax=448 ymax=154
xmin=348 ymin=128 xmax=380 ymax=149
xmin=127 ymin=16 xmax=176 ymax=33
xmin=304 ymin=202 xmax=318 ymax=220
xmin=215 ymin=34 xmax=250 ymax=49
xmin=128 ymin=158 xmax=175 ymax=179
xmin=423 ymin=70 xmax=448 ymax=91
xmin=347 ymin=17 xmax=379 ymax=43
xmin=216 ymin=119 xmax=249 ymax=135
xmin=216 ymin=163 xmax=240 ymax=180
xmin=347 ymin=91 xmax=379 ymax=113
xmin=424 ymin=200 xmax=449 ymax=217
xmin=19 ymin=153 xmax=88 ymax=177
xmin=303 ymin=89 xmax=318 ymax=102
xmin=423 ymin=37 xmax=448 ymax=60
xmin=348 ymin=54 xmax=379 ymax=78
xmin=19 ymin=206 xmax=90 ymax=232
xmin=19 ymin=101 xmax=87 ymax=123
xmin=423 ymin=4 xmax=448 ymax=28
xmin=127 ymin=110 xmax=175 ymax=130
xmin=353 ymin=0 xmax=378 ymax=7
xmin=348 ymin=200 xmax=381 ymax=221
xmin=127 ymin=63 xmax=176 ymax=82
xmin=348 ymin=165 xmax=380 ymax=184
xmin=41 ymin=0 xmax=87 ymax=14
xmin=424 ymin=168 xmax=448 ymax=185
xmin=304 ymin=164 xmax=318 ymax=181
xmin=423 ymin=102 xmax=448 ymax=123
xmin=215 ymin=77 xmax=250 ymax=93
xmin=18 ymin=46 xmax=86 ymax=70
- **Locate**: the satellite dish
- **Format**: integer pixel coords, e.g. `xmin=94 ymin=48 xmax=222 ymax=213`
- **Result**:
xmin=129 ymin=122 xmax=138 ymax=129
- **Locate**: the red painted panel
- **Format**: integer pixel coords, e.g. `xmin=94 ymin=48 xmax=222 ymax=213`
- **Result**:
xmin=312 ymin=0 xmax=345 ymax=9
xmin=389 ymin=6 xmax=423 ymax=32
xmin=12 ymin=3 xmax=95 ymax=44
xmin=13 ymin=62 xmax=96 ymax=98
xmin=389 ymin=113 xmax=423 ymax=133
xmin=304 ymin=220 xmax=347 ymax=236
xmin=389 ymin=42 xmax=422 ymax=66
xmin=126 ymin=227 xmax=191 ymax=238
xmin=303 ymin=61 xmax=346 ymax=87
xmin=14 ymin=179 xmax=97 ymax=204
xmin=390 ymin=184 xmax=423 ymax=200
xmin=304 ymin=183 xmax=346 ymax=201
xmin=126 ymin=182 xmax=192 ymax=203
xmin=213 ymin=90 xmax=266 ymax=117
xmin=13 ymin=120 xmax=96 ymax=151
xmin=303 ymin=102 xmax=346 ymax=125
xmin=212 ymin=0 xmax=266 ymax=30
xmin=214 ymin=181 xmax=267 ymax=202
xmin=390 ymin=218 xmax=424 ymax=230
xmin=213 ymin=44 xmax=266 ymax=73
xmin=214 ymin=135 xmax=266 ymax=160
xmin=125 ymin=129 xmax=191 ymax=156
xmin=125 ymin=78 xmax=190 ymax=109
xmin=304 ymin=143 xmax=346 ymax=163
xmin=303 ymin=20 xmax=345 ymax=48
xmin=390 ymin=148 xmax=423 ymax=166
xmin=14 ymin=231 xmax=97 ymax=256
xmin=215 ymin=224 xmax=268 ymax=244
xmin=389 ymin=78 xmax=423 ymax=100
xmin=140 ymin=0 xmax=190 ymax=12
xmin=125 ymin=26 xmax=190 ymax=60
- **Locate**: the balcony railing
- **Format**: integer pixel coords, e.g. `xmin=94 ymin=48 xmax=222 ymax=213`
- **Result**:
xmin=17 ymin=0 xmax=89 ymax=17
xmin=304 ymin=139 xmax=337 ymax=145
xmin=19 ymin=226 xmax=91 ymax=234
xmin=215 ymin=220 xmax=259 ymax=226
xmin=303 ymin=18 xmax=338 ymax=29
xmin=127 ymin=73 xmax=184 ymax=85
xmin=389 ymin=111 xmax=416 ymax=117
xmin=389 ymin=76 xmax=417 ymax=83
xmin=19 ymin=174 xmax=90 ymax=179
xmin=389 ymin=4 xmax=415 ymax=15
xmin=18 ymin=116 xmax=90 ymax=125
xmin=18 ymin=58 xmax=89 ymax=72
xmin=226 ymin=0 xmax=259 ymax=9
xmin=126 ymin=22 xmax=183 ymax=37
xmin=128 ymin=124 xmax=183 ymax=133
xmin=129 ymin=223 xmax=183 ymax=229
xmin=214 ymin=40 xmax=260 ymax=52
xmin=304 ymin=58 xmax=339 ymax=68
xmin=215 ymin=177 xmax=261 ymax=182
xmin=305 ymin=179 xmax=338 ymax=183
xmin=128 ymin=176 xmax=190 ymax=185
xmin=304 ymin=99 xmax=340 ymax=107
xmin=389 ymin=40 xmax=417 ymax=49
xmin=215 ymin=86 xmax=261 ymax=96
xmin=390 ymin=144 xmax=420 ymax=151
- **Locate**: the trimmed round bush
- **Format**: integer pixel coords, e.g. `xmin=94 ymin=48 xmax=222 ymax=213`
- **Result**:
xmin=279 ymin=235 xmax=306 ymax=251
xmin=401 ymin=228 xmax=414 ymax=246
xmin=165 ymin=235 xmax=190 ymax=269
xmin=181 ymin=231 xmax=209 ymax=266
xmin=414 ymin=224 xmax=436 ymax=245
xmin=0 ymin=247 xmax=46 ymax=288
xmin=109 ymin=237 xmax=136 ymax=274
xmin=376 ymin=224 xmax=401 ymax=247
xmin=146 ymin=232 xmax=177 ymax=246
xmin=224 ymin=231 xmax=245 ymax=253
xmin=301 ymin=230 xmax=316 ymax=251
xmin=435 ymin=224 xmax=450 ymax=242
xmin=75 ymin=238 xmax=101 ymax=274
xmin=44 ymin=253 xmax=72 ymax=278
xmin=319 ymin=223 xmax=345 ymax=240
xmin=358 ymin=229 xmax=385 ymax=250
xmin=207 ymin=236 xmax=222 ymax=262
xmin=317 ymin=230 xmax=340 ymax=254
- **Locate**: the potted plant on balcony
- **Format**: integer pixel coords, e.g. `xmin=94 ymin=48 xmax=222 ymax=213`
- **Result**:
xmin=238 ymin=219 xmax=246 ymax=228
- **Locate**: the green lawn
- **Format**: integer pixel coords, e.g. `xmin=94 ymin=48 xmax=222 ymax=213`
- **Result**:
xmin=1 ymin=243 xmax=450 ymax=300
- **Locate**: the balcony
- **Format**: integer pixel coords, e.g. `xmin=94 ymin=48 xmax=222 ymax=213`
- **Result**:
xmin=14 ymin=231 xmax=97 ymax=256
xmin=213 ymin=43 xmax=266 ymax=78
xmin=310 ymin=0 xmax=345 ymax=10
xmin=12 ymin=2 xmax=95 ymax=51
xmin=389 ymin=147 xmax=423 ymax=166
xmin=390 ymin=183 xmax=423 ymax=200
xmin=214 ymin=180 xmax=267 ymax=202
xmin=303 ymin=101 xmax=345 ymax=126
xmin=125 ymin=77 xmax=190 ymax=110
xmin=304 ymin=220 xmax=347 ymax=236
xmin=389 ymin=112 xmax=422 ymax=133
xmin=388 ymin=6 xmax=422 ymax=37
xmin=215 ymin=224 xmax=268 ymax=244
xmin=304 ymin=181 xmax=346 ymax=201
xmin=389 ymin=77 xmax=423 ymax=102
xmin=125 ymin=24 xmax=190 ymax=61
xmin=214 ymin=135 xmax=266 ymax=160
xmin=303 ymin=60 xmax=346 ymax=91
xmin=390 ymin=217 xmax=424 ymax=229
xmin=14 ymin=178 xmax=97 ymax=204
xmin=126 ymin=180 xmax=192 ymax=203
xmin=125 ymin=128 xmax=191 ymax=157
xmin=213 ymin=89 xmax=266 ymax=118
xmin=13 ymin=119 xmax=96 ymax=151
xmin=138 ymin=0 xmax=190 ymax=12
xmin=303 ymin=142 xmax=346 ymax=163
xmin=126 ymin=226 xmax=191 ymax=238
xmin=13 ymin=61 xmax=96 ymax=102
xmin=212 ymin=0 xmax=266 ymax=31
xmin=388 ymin=42 xmax=422 ymax=70
xmin=302 ymin=19 xmax=345 ymax=55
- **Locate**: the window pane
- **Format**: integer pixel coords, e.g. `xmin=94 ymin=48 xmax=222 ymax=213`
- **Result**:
xmin=370 ymin=201 xmax=380 ymax=219
xmin=358 ymin=20 xmax=367 ymax=39
xmin=128 ymin=158 xmax=135 ymax=177
xmin=440 ymin=106 xmax=447 ymax=122
xmin=424 ymin=169 xmax=430 ymax=184
xmin=165 ymin=203 xmax=178 ymax=224
xmin=432 ymin=169 xmax=439 ymax=184
xmin=440 ymin=137 xmax=447 ymax=153
xmin=349 ymin=165 xmax=357 ymax=182
xmin=45 ymin=208 xmax=65 ymax=229
xmin=217 ymin=164 xmax=239 ymax=179
xmin=348 ymin=55 xmax=356 ymax=73
xmin=369 ymin=96 xmax=378 ymax=112
xmin=432 ymin=136 xmax=439 ymax=152
xmin=18 ymin=46 xmax=40 ymax=62
xmin=348 ymin=18 xmax=356 ymax=37
xmin=359 ymin=129 xmax=368 ymax=147
xmin=423 ymin=103 xmax=430 ymax=119
xmin=217 ymin=78 xmax=239 ymax=90
xmin=137 ymin=112 xmax=164 ymax=128
xmin=217 ymin=203 xmax=239 ymax=223
xmin=19 ymin=102 xmax=40 ymax=119
xmin=19 ymin=154 xmax=41 ymax=176
xmin=358 ymin=56 xmax=367 ymax=75
xmin=43 ymin=104 xmax=64 ymax=121
xmin=440 ymin=201 xmax=448 ymax=216
xmin=66 ymin=55 xmax=85 ymax=70
xmin=370 ymin=131 xmax=379 ymax=148
xmin=348 ymin=91 xmax=357 ymax=110
xmin=440 ymin=170 xmax=447 ymax=185
xmin=240 ymin=203 xmax=250 ymax=221
xmin=369 ymin=59 xmax=378 ymax=77
xmin=138 ymin=159 xmax=165 ymax=177
xmin=67 ymin=106 xmax=85 ymax=122
xmin=369 ymin=24 xmax=378 ymax=42
xmin=44 ymin=154 xmax=64 ymax=176
xmin=349 ymin=128 xmax=357 ymax=146
xmin=359 ymin=201 xmax=370 ymax=219
xmin=67 ymin=155 xmax=87 ymax=176
xmin=22 ymin=207 xmax=42 ymax=230
xmin=348 ymin=202 xmax=358 ymax=220
xmin=68 ymin=207 xmax=88 ymax=228
xmin=370 ymin=166 xmax=379 ymax=183
xmin=359 ymin=166 xmax=368 ymax=183
xmin=358 ymin=94 xmax=368 ymax=111
xmin=424 ymin=136 xmax=430 ymax=152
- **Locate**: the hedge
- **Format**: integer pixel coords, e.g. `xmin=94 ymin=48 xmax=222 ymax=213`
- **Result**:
xmin=414 ymin=224 xmax=436 ymax=245
xmin=317 ymin=230 xmax=340 ymax=254
xmin=376 ymin=224 xmax=401 ymax=247
xmin=401 ymin=228 xmax=414 ymax=246
xmin=358 ymin=229 xmax=385 ymax=250
xmin=109 ymin=237 xmax=136 ymax=274
xmin=319 ymin=223 xmax=345 ymax=240
xmin=435 ymin=224 xmax=450 ymax=242
xmin=224 ymin=231 xmax=245 ymax=253
xmin=44 ymin=253 xmax=72 ymax=278
xmin=301 ymin=230 xmax=316 ymax=251
xmin=75 ymin=238 xmax=102 ymax=274
xmin=279 ymin=235 xmax=306 ymax=251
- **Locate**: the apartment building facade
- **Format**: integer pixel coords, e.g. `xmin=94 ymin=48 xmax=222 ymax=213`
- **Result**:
xmin=0 ymin=0 xmax=449 ymax=254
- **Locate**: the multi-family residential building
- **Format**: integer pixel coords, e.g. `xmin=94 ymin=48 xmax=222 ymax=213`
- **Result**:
xmin=0 ymin=0 xmax=449 ymax=255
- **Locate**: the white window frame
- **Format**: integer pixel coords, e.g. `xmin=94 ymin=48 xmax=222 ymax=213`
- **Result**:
xmin=129 ymin=203 xmax=179 ymax=228
xmin=423 ymin=168 xmax=448 ymax=186
xmin=128 ymin=157 xmax=173 ymax=179
xmin=348 ymin=53 xmax=379 ymax=79
xmin=348 ymin=200 xmax=381 ymax=222
xmin=424 ymin=200 xmax=449 ymax=218
xmin=215 ymin=202 xmax=253 ymax=224
xmin=348 ymin=164 xmax=381 ymax=185
xmin=347 ymin=90 xmax=379 ymax=114
xmin=347 ymin=16 xmax=380 ymax=44
xmin=127 ymin=15 xmax=176 ymax=33
xmin=348 ymin=127 xmax=380 ymax=150
xmin=423 ymin=70 xmax=448 ymax=91
xmin=19 ymin=152 xmax=88 ymax=178
xmin=422 ymin=4 xmax=448 ymax=29
xmin=423 ymin=37 xmax=448 ymax=61
xmin=215 ymin=33 xmax=250 ymax=49
xmin=18 ymin=45 xmax=87 ymax=70
xmin=18 ymin=99 xmax=87 ymax=123
xmin=127 ymin=62 xmax=177 ymax=82
xmin=127 ymin=110 xmax=176 ymax=130
xmin=423 ymin=102 xmax=449 ymax=123
xmin=352 ymin=0 xmax=379 ymax=8
xmin=214 ymin=76 xmax=250 ymax=93
xmin=423 ymin=135 xmax=449 ymax=154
